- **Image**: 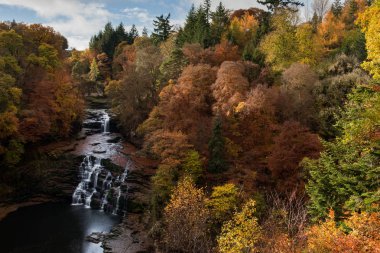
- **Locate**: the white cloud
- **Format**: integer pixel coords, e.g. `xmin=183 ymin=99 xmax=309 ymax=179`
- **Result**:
xmin=0 ymin=0 xmax=114 ymax=50
xmin=123 ymin=7 xmax=152 ymax=23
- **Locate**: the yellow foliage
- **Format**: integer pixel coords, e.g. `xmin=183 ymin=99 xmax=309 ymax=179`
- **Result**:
xmin=164 ymin=177 xmax=211 ymax=252
xmin=229 ymin=12 xmax=259 ymax=47
xmin=357 ymin=0 xmax=380 ymax=80
xmin=217 ymin=199 xmax=261 ymax=253
xmin=206 ymin=183 xmax=239 ymax=224
xmin=296 ymin=24 xmax=324 ymax=65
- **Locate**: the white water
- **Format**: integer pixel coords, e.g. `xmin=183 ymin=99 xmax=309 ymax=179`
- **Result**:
xmin=112 ymin=187 xmax=121 ymax=215
xmin=102 ymin=112 xmax=110 ymax=133
xmin=72 ymin=156 xmax=101 ymax=206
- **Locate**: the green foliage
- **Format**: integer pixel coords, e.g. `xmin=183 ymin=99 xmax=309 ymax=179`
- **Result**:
xmin=89 ymin=22 xmax=137 ymax=57
xmin=208 ymin=116 xmax=227 ymax=173
xmin=89 ymin=58 xmax=99 ymax=82
xmin=305 ymin=86 xmax=380 ymax=221
xmin=260 ymin=9 xmax=299 ymax=71
xmin=207 ymin=183 xmax=240 ymax=225
xmin=176 ymin=0 xmax=213 ymax=47
xmin=210 ymin=2 xmax=230 ymax=46
xmin=257 ymin=0 xmax=304 ymax=11
xmin=0 ymin=22 xmax=83 ymax=167
xmin=340 ymin=28 xmax=367 ymax=61
xmin=151 ymin=14 xmax=173 ymax=44
xmin=182 ymin=150 xmax=203 ymax=182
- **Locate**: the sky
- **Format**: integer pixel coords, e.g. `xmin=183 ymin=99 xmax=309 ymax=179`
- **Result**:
xmin=0 ymin=0 xmax=265 ymax=50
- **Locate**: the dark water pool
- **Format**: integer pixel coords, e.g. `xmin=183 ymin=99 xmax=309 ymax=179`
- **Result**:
xmin=0 ymin=202 xmax=120 ymax=253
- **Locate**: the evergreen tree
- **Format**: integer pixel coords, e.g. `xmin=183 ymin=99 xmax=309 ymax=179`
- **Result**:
xmin=331 ymin=0 xmax=343 ymax=17
xmin=142 ymin=27 xmax=149 ymax=37
xmin=210 ymin=2 xmax=230 ymax=45
xmin=257 ymin=0 xmax=304 ymax=11
xmin=194 ymin=5 xmax=211 ymax=47
xmin=101 ymin=22 xmax=116 ymax=58
xmin=311 ymin=11 xmax=320 ymax=33
xmin=177 ymin=4 xmax=197 ymax=46
xmin=208 ymin=116 xmax=227 ymax=173
xmin=115 ymin=22 xmax=127 ymax=45
xmin=128 ymin=24 xmax=139 ymax=44
xmin=152 ymin=13 xmax=173 ymax=44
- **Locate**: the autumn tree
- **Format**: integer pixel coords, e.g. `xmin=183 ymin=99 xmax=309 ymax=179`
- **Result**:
xmin=356 ymin=0 xmax=380 ymax=80
xmin=306 ymin=211 xmax=380 ymax=252
xmin=277 ymin=63 xmax=319 ymax=130
xmin=227 ymin=12 xmax=259 ymax=48
xmin=207 ymin=183 xmax=240 ymax=226
xmin=182 ymin=150 xmax=203 ymax=182
xmin=317 ymin=10 xmax=346 ymax=51
xmin=217 ymin=199 xmax=261 ymax=253
xmin=260 ymin=9 xmax=299 ymax=71
xmin=163 ymin=177 xmax=211 ymax=252
xmin=268 ymin=121 xmax=322 ymax=192
xmin=212 ymin=61 xmax=251 ymax=115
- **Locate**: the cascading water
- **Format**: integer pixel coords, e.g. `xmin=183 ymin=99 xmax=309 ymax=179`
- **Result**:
xmin=72 ymin=154 xmax=132 ymax=215
xmin=102 ymin=112 xmax=110 ymax=133
xmin=112 ymin=187 xmax=121 ymax=215
xmin=72 ymin=155 xmax=102 ymax=207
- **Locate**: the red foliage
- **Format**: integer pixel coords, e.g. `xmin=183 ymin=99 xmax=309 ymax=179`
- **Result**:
xmin=268 ymin=121 xmax=322 ymax=191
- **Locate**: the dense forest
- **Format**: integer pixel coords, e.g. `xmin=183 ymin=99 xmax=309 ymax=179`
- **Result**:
xmin=1 ymin=0 xmax=380 ymax=251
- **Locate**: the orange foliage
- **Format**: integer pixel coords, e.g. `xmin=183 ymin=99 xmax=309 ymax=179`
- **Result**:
xmin=212 ymin=61 xmax=250 ymax=116
xmin=318 ymin=11 xmax=346 ymax=51
xmin=306 ymin=211 xmax=380 ymax=253
xmin=212 ymin=40 xmax=241 ymax=65
xmin=268 ymin=121 xmax=322 ymax=191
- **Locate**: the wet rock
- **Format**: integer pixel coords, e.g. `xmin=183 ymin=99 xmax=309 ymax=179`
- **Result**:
xmin=90 ymin=198 xmax=102 ymax=209
xmin=86 ymin=232 xmax=105 ymax=243
xmin=93 ymin=148 xmax=106 ymax=154
xmin=83 ymin=121 xmax=102 ymax=129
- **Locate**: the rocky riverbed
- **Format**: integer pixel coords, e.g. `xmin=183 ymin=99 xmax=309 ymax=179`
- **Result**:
xmin=0 ymin=97 xmax=157 ymax=253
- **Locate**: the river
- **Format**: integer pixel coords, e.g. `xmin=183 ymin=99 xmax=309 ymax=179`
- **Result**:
xmin=0 ymin=106 xmax=130 ymax=253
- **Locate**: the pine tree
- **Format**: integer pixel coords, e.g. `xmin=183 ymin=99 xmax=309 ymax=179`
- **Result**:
xmin=208 ymin=116 xmax=227 ymax=173
xmin=311 ymin=11 xmax=320 ymax=33
xmin=101 ymin=22 xmax=116 ymax=58
xmin=257 ymin=0 xmax=304 ymax=11
xmin=115 ymin=23 xmax=127 ymax=45
xmin=194 ymin=5 xmax=211 ymax=47
xmin=331 ymin=0 xmax=343 ymax=17
xmin=177 ymin=4 xmax=197 ymax=46
xmin=128 ymin=24 xmax=139 ymax=44
xmin=210 ymin=2 xmax=230 ymax=45
xmin=152 ymin=14 xmax=173 ymax=44
xmin=142 ymin=27 xmax=149 ymax=37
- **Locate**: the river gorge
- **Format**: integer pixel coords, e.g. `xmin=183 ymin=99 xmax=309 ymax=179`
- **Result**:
xmin=0 ymin=100 xmax=154 ymax=253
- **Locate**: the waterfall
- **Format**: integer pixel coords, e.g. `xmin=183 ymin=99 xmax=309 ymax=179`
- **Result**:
xmin=72 ymin=155 xmax=102 ymax=206
xmin=102 ymin=112 xmax=110 ymax=133
xmin=112 ymin=187 xmax=121 ymax=215
xmin=72 ymin=154 xmax=132 ymax=215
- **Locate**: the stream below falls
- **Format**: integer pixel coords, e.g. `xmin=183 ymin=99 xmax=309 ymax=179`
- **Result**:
xmin=0 ymin=107 xmax=130 ymax=253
